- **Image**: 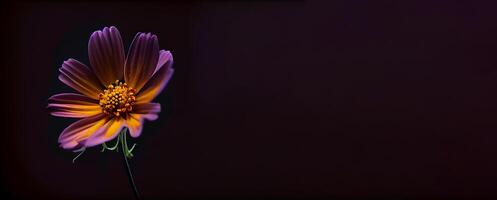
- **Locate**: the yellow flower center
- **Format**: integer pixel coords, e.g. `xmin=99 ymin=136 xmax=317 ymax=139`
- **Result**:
xmin=99 ymin=80 xmax=136 ymax=117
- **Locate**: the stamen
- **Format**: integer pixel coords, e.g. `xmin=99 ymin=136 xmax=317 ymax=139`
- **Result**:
xmin=98 ymin=80 xmax=136 ymax=118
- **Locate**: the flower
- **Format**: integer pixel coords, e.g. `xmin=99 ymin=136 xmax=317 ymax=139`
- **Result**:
xmin=48 ymin=26 xmax=174 ymax=150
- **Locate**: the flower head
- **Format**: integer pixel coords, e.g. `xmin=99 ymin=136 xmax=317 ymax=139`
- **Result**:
xmin=48 ymin=26 xmax=174 ymax=150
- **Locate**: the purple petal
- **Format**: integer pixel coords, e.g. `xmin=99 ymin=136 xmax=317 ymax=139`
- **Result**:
xmin=88 ymin=26 xmax=125 ymax=86
xmin=48 ymin=93 xmax=99 ymax=104
xmin=126 ymin=114 xmax=144 ymax=138
xmin=58 ymin=59 xmax=103 ymax=99
xmin=136 ymin=51 xmax=174 ymax=103
xmin=154 ymin=50 xmax=172 ymax=74
xmin=58 ymin=114 xmax=107 ymax=149
xmin=132 ymin=102 xmax=161 ymax=114
xmin=124 ymin=32 xmax=159 ymax=92
xmin=142 ymin=114 xmax=158 ymax=121
xmin=84 ymin=119 xmax=124 ymax=147
xmin=48 ymin=93 xmax=101 ymax=118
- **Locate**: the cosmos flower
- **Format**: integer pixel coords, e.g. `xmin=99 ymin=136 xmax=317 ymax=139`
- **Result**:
xmin=48 ymin=26 xmax=174 ymax=150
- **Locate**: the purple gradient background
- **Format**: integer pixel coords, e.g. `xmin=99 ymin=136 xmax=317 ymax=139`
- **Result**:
xmin=2 ymin=0 xmax=497 ymax=199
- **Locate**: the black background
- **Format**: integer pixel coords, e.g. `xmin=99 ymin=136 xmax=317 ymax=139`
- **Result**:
xmin=2 ymin=0 xmax=497 ymax=199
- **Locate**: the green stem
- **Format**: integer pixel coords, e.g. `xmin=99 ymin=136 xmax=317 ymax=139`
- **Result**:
xmin=120 ymin=128 xmax=140 ymax=200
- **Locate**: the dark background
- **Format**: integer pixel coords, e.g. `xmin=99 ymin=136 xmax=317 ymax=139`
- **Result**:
xmin=2 ymin=0 xmax=497 ymax=199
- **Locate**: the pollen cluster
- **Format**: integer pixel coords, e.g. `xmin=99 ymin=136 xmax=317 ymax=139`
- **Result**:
xmin=99 ymin=80 xmax=136 ymax=117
